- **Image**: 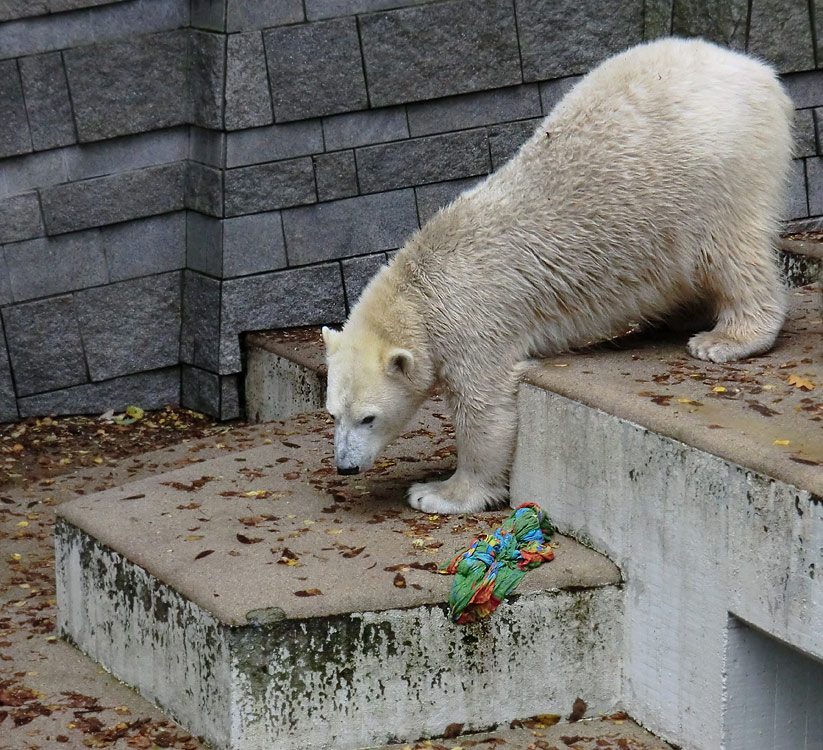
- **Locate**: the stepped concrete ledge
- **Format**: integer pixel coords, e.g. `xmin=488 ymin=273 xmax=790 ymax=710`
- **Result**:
xmin=512 ymin=284 xmax=823 ymax=750
xmin=55 ymin=402 xmax=624 ymax=750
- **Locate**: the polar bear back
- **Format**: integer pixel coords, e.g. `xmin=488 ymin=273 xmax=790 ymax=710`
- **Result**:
xmin=392 ymin=38 xmax=793 ymax=357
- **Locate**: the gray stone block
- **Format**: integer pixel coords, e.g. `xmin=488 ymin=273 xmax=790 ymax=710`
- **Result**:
xmin=0 ymin=0 xmax=110 ymax=22
xmin=0 ymin=150 xmax=66 ymax=201
xmin=64 ymin=31 xmax=188 ymax=142
xmin=414 ymin=177 xmax=482 ymax=224
xmin=314 ymin=151 xmax=358 ymax=202
xmin=806 ymin=157 xmax=823 ymax=216
xmin=360 ymin=0 xmax=521 ymax=108
xmin=189 ymin=31 xmax=226 ymax=130
xmin=0 ymin=0 xmax=189 ymax=61
xmin=104 ymin=213 xmax=186 ymax=282
xmin=4 ymin=230 xmax=107 ymax=301
xmin=815 ymin=109 xmax=823 ymax=154
xmin=323 ymin=107 xmax=409 ymax=151
xmin=64 ymin=128 xmax=189 ymax=183
xmin=263 ymin=18 xmax=368 ymax=122
xmin=189 ymin=127 xmax=226 ymax=168
xmin=671 ymin=0 xmax=747 ymax=50
xmin=342 ymin=253 xmax=387 ymax=307
xmin=783 ymin=70 xmax=823 ymax=109
xmin=0 ymin=60 xmax=32 ymax=158
xmin=220 ymin=263 xmax=346 ymax=371
xmin=0 ymin=320 xmax=18 ymax=423
xmin=795 ymin=109 xmax=817 ymax=158
xmin=18 ymin=52 xmax=76 ymax=151
xmin=788 ymin=158 xmax=809 ymax=219
xmin=0 ymin=192 xmax=43 ymax=244
xmin=489 ymin=119 xmax=541 ymax=169
xmin=306 ymin=0 xmax=430 ymax=21
xmin=41 ymin=163 xmax=186 ymax=235
xmin=226 ymin=120 xmax=322 ymax=168
xmin=223 ymin=212 xmax=287 ymax=277
xmin=0 ymin=251 xmax=11 ymax=305
xmin=283 ymin=189 xmax=418 ymax=265
xmin=539 ymin=76 xmax=582 ymax=115
xmin=180 ymin=270 xmax=221 ymax=371
xmin=518 ymin=0 xmax=644 ymax=80
xmin=3 ymin=295 xmax=87 ymax=396
xmin=181 ymin=365 xmax=220 ymax=417
xmin=644 ymin=0 xmax=673 ymax=39
xmin=749 ymin=0 xmax=814 ymax=74
xmin=356 ymin=129 xmax=490 ymax=193
xmin=227 ymin=0 xmax=304 ymax=31
xmin=18 ymin=368 xmax=180 ymax=418
xmin=186 ymin=212 xmax=223 ymax=276
xmin=190 ymin=0 xmax=226 ymax=31
xmin=220 ymin=374 xmax=240 ymax=419
xmin=225 ymin=32 xmax=273 ymax=131
xmin=407 ymin=85 xmax=541 ymax=137
xmin=224 ymin=158 xmax=316 ymax=217
xmin=76 ymin=273 xmax=181 ymax=382
xmin=185 ymin=163 xmax=224 ymax=217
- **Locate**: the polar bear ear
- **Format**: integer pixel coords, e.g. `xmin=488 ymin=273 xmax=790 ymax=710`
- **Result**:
xmin=386 ymin=348 xmax=414 ymax=378
xmin=322 ymin=326 xmax=341 ymax=355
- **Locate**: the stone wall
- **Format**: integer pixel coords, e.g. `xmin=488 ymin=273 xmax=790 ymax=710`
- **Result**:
xmin=1 ymin=0 xmax=822 ymax=421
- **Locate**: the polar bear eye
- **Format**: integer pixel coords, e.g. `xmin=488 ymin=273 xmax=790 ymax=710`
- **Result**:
xmin=361 ymin=416 xmax=375 ymax=426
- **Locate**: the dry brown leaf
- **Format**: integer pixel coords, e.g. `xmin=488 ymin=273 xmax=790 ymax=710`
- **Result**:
xmin=788 ymin=374 xmax=816 ymax=391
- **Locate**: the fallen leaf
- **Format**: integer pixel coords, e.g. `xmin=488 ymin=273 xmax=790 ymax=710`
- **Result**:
xmin=567 ymin=697 xmax=586 ymax=722
xmin=236 ymin=533 xmax=263 ymax=544
xmin=195 ymin=550 xmax=214 ymax=560
xmin=535 ymin=713 xmax=561 ymax=726
xmin=773 ymin=440 xmax=790 ymax=446
xmin=443 ymin=722 xmax=464 ymax=739
xmin=788 ymin=374 xmax=816 ymax=391
xmin=185 ymin=534 xmax=204 ymax=541
xmin=393 ymin=573 xmax=407 ymax=588
xmin=294 ymin=589 xmax=323 ymax=597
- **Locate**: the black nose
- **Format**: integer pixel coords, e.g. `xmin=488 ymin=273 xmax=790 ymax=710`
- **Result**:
xmin=337 ymin=465 xmax=360 ymax=475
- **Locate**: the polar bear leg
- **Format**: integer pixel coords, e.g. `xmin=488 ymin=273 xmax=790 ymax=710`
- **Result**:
xmin=407 ymin=381 xmax=516 ymax=514
xmin=687 ymin=240 xmax=786 ymax=363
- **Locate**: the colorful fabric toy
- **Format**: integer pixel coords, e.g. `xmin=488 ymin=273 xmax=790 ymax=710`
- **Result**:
xmin=442 ymin=502 xmax=556 ymax=624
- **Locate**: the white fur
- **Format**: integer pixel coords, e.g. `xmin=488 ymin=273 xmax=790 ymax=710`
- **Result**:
xmin=324 ymin=38 xmax=794 ymax=514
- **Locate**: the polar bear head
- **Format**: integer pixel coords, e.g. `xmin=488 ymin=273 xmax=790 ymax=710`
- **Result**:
xmin=322 ymin=324 xmax=429 ymax=475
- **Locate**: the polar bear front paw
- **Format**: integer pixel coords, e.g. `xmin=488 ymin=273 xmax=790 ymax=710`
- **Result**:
xmin=687 ymin=331 xmax=770 ymax=363
xmin=407 ymin=478 xmax=505 ymax=514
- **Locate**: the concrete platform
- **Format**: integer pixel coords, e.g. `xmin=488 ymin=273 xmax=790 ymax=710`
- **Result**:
xmin=512 ymin=285 xmax=823 ymax=750
xmin=55 ymin=403 xmax=624 ymax=750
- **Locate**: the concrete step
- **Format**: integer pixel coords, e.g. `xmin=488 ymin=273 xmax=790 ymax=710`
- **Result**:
xmin=511 ymin=284 xmax=823 ymax=750
xmin=242 ymin=279 xmax=823 ymax=750
xmin=55 ymin=402 xmax=625 ymax=750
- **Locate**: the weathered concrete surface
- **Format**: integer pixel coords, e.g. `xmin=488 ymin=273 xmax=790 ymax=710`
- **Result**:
xmin=511 ymin=287 xmax=823 ymax=750
xmin=520 ymin=285 xmax=823 ymax=495
xmin=245 ymin=328 xmax=326 ymax=422
xmin=56 ymin=403 xmax=624 ymax=750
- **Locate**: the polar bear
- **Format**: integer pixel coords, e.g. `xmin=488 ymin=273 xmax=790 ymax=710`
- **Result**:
xmin=322 ymin=38 xmax=793 ymax=514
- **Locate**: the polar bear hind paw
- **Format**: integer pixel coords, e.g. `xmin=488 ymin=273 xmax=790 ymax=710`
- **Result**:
xmin=407 ymin=479 xmax=505 ymax=514
xmin=687 ymin=330 xmax=775 ymax=363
